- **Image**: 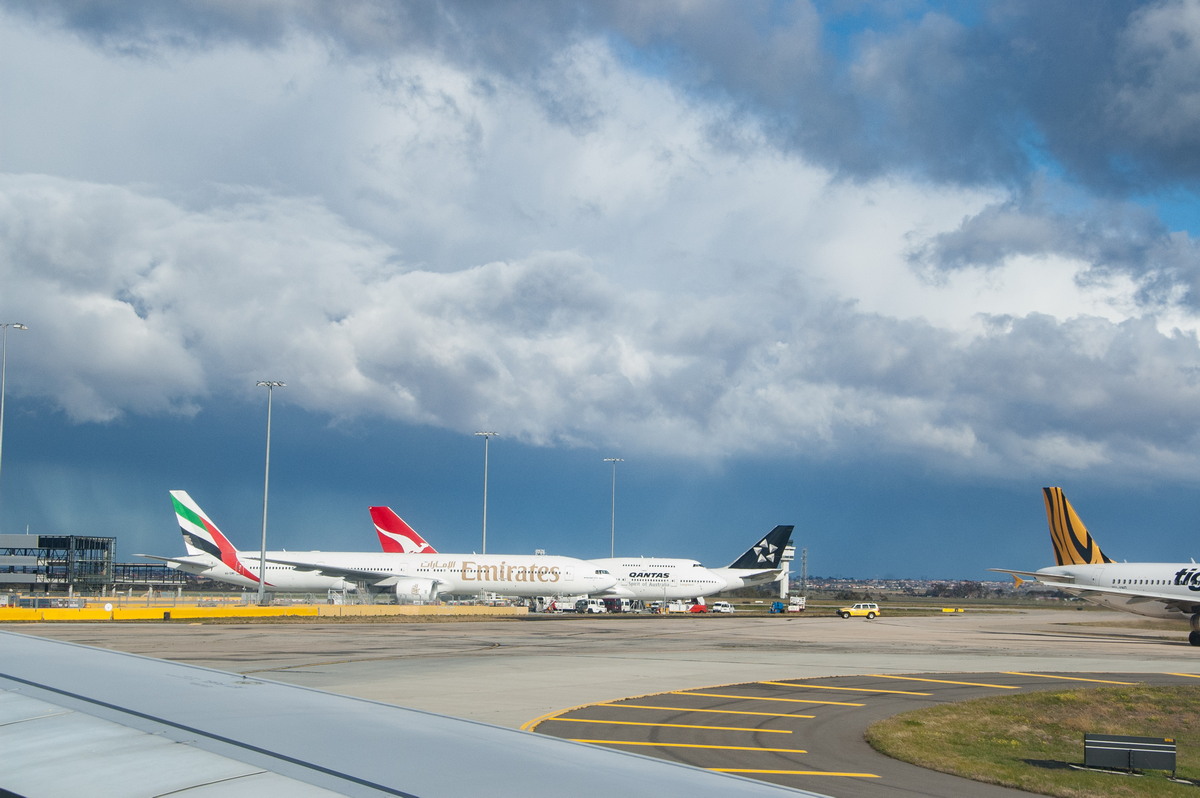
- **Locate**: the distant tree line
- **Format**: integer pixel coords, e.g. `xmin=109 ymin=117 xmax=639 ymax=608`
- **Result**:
xmin=923 ymin=581 xmax=1002 ymax=599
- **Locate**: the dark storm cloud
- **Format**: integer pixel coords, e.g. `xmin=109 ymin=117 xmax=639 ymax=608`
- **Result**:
xmin=10 ymin=0 xmax=1197 ymax=196
xmin=914 ymin=192 xmax=1200 ymax=309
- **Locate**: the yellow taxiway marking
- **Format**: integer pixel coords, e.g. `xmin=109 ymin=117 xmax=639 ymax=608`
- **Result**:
xmin=866 ymin=674 xmax=1022 ymax=689
xmin=573 ymin=739 xmax=808 ymax=754
xmin=543 ymin=717 xmax=792 ymax=733
xmin=1002 ymin=672 xmax=1136 ymax=685
xmin=712 ymin=768 xmax=879 ymax=778
xmin=761 ymin=679 xmax=929 ymax=696
xmin=678 ymin=691 xmax=864 ymax=707
xmin=611 ymin=704 xmax=815 ymax=719
xmin=1167 ymin=673 xmax=1200 ymax=679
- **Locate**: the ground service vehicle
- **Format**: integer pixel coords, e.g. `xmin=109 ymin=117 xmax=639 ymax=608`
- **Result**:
xmin=838 ymin=602 xmax=879 ymax=619
xmin=710 ymin=601 xmax=734 ymax=613
xmin=576 ymin=598 xmax=608 ymax=614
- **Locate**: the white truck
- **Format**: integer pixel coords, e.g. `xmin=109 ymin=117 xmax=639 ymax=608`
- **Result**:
xmin=575 ymin=598 xmax=608 ymax=614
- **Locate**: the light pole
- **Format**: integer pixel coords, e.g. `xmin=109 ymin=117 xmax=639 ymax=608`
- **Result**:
xmin=603 ymin=457 xmax=623 ymax=558
xmin=0 ymin=323 xmax=29 ymax=506
xmin=256 ymin=380 xmax=285 ymax=605
xmin=475 ymin=431 xmax=498 ymax=554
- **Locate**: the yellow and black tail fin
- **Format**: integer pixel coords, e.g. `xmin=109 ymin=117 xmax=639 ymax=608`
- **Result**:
xmin=1043 ymin=486 xmax=1112 ymax=566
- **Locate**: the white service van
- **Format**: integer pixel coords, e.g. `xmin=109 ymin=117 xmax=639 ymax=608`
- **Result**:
xmin=710 ymin=601 xmax=735 ymax=613
xmin=575 ymin=598 xmax=608 ymax=614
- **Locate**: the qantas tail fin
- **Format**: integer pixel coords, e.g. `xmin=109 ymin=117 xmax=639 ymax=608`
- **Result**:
xmin=1043 ymin=486 xmax=1112 ymax=566
xmin=170 ymin=490 xmax=261 ymax=583
xmin=370 ymin=506 xmax=437 ymax=554
xmin=725 ymin=525 xmax=793 ymax=570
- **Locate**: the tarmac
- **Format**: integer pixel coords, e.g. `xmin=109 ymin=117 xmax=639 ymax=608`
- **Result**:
xmin=8 ymin=607 xmax=1199 ymax=796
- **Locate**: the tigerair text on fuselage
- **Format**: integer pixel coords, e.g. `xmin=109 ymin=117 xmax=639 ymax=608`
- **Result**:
xmin=1174 ymin=568 xmax=1200 ymax=591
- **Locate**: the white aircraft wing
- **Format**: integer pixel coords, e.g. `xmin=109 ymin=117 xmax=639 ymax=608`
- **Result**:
xmin=1050 ymin=582 xmax=1200 ymax=614
xmin=1 ymin=631 xmax=821 ymax=798
xmin=264 ymin=556 xmax=431 ymax=590
xmin=989 ymin=569 xmax=1200 ymax=615
xmin=134 ymin=552 xmax=216 ymax=575
xmin=988 ymin=567 xmax=1076 ymax=584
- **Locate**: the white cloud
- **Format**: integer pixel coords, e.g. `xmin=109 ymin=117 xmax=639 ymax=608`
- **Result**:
xmin=3 ymin=6 xmax=1200 ymax=483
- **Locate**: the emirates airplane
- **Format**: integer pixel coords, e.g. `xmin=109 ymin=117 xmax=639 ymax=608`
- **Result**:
xmin=375 ymin=508 xmax=794 ymax=603
xmin=992 ymin=486 xmax=1200 ymax=646
xmin=141 ymin=491 xmax=616 ymax=601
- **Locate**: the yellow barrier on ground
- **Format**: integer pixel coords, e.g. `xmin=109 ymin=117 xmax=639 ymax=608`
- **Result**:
xmin=941 ymin=607 xmax=965 ymax=613
xmin=0 ymin=603 xmax=527 ymax=622
xmin=317 ymin=604 xmax=526 ymax=617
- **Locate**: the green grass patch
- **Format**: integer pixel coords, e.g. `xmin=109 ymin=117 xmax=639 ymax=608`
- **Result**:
xmin=866 ymin=685 xmax=1200 ymax=797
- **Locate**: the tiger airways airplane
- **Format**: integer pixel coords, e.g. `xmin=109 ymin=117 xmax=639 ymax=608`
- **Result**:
xmin=140 ymin=491 xmax=617 ymax=601
xmin=991 ymin=486 xmax=1200 ymax=647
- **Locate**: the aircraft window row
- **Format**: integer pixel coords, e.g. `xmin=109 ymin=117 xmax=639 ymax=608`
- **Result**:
xmin=1113 ymin=578 xmax=1168 ymax=585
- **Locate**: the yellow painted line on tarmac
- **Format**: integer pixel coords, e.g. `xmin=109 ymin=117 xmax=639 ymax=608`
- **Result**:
xmin=572 ymin=739 xmax=808 ymax=754
xmin=866 ymin=674 xmax=1022 ymax=689
xmin=712 ymin=768 xmax=879 ymax=778
xmin=1002 ymin=672 xmax=1136 ymax=685
xmin=522 ymin=700 xmax=604 ymax=731
xmin=1166 ymin=673 xmax=1200 ymax=679
xmin=678 ymin=691 xmax=864 ymax=707
xmin=611 ymin=704 xmax=815 ymax=719
xmin=761 ymin=679 xmax=929 ymax=696
xmin=542 ymin=717 xmax=793 ymax=733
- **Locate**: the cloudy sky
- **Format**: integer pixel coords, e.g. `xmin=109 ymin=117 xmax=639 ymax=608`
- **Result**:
xmin=2 ymin=1 xmax=1200 ymax=580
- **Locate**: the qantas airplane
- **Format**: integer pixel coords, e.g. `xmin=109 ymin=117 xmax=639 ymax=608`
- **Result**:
xmin=375 ymin=511 xmax=794 ymax=603
xmin=589 ymin=525 xmax=794 ymax=602
xmin=374 ymin=505 xmax=438 ymax=553
xmin=992 ymin=486 xmax=1200 ymax=646
xmin=141 ymin=491 xmax=617 ymax=601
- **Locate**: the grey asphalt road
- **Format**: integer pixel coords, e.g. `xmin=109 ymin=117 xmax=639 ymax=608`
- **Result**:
xmin=7 ymin=609 xmax=1199 ymax=797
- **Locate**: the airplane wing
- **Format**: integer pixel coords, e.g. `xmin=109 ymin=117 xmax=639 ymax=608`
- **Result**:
xmin=136 ymin=553 xmax=200 ymax=566
xmin=989 ymin=569 xmax=1200 ymax=615
xmin=265 ymin=556 xmax=444 ymax=596
xmin=0 ymin=631 xmax=818 ymax=798
xmin=1050 ymin=582 xmax=1200 ymax=615
xmin=988 ymin=568 xmax=1076 ymax=585
xmin=267 ymin=556 xmax=406 ymax=583
xmin=135 ymin=553 xmax=215 ymax=575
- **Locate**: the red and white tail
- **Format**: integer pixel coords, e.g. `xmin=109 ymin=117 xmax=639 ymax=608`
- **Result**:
xmin=171 ymin=490 xmax=264 ymax=584
xmin=370 ymin=506 xmax=438 ymax=553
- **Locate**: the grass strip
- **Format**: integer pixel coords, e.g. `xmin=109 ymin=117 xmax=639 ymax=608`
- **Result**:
xmin=866 ymin=685 xmax=1200 ymax=797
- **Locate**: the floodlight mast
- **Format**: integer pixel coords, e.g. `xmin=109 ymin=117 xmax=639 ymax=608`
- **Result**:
xmin=603 ymin=458 xmax=623 ymax=558
xmin=256 ymin=380 xmax=285 ymax=605
xmin=0 ymin=321 xmax=27 ymax=525
xmin=474 ymin=431 xmax=498 ymax=554
xmin=0 ymin=323 xmax=28 ymax=518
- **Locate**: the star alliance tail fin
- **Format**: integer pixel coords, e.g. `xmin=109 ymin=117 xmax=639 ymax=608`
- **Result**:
xmin=726 ymin=525 xmax=794 ymax=569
